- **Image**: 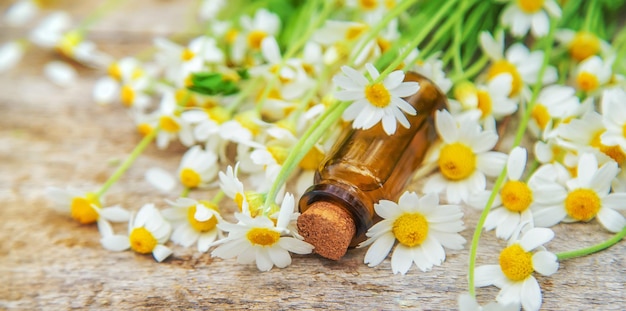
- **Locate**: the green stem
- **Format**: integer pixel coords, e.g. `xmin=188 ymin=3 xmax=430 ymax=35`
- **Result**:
xmin=96 ymin=128 xmax=159 ymax=198
xmin=76 ymin=0 xmax=125 ymax=33
xmin=211 ymin=190 xmax=226 ymax=205
xmin=449 ymin=54 xmax=489 ymax=84
xmin=282 ymin=0 xmax=334 ymax=60
xmin=263 ymin=100 xmax=350 ymax=209
xmin=468 ymin=18 xmax=557 ymax=296
xmin=556 ymin=226 xmax=626 ymax=261
xmin=180 ymin=187 xmax=191 ymax=198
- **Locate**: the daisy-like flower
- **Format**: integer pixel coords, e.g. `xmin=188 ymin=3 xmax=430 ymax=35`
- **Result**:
xmin=162 ymin=197 xmax=223 ymax=252
xmin=455 ymin=74 xmax=518 ymax=124
xmin=177 ymin=145 xmax=219 ymax=189
xmin=499 ymin=0 xmax=561 ymax=38
xmin=152 ymin=90 xmax=195 ymax=149
xmin=480 ymin=31 xmax=557 ymax=99
xmin=528 ymin=84 xmax=580 ymax=137
xmin=101 ymin=203 xmax=173 ymax=262
xmin=574 ymin=55 xmax=613 ymax=93
xmin=358 ymin=192 xmax=465 ymax=274
xmin=469 ymin=147 xmax=567 ymax=240
xmin=423 ymin=110 xmax=507 ymax=204
xmin=532 ymin=153 xmax=626 ymax=232
xmin=154 ymin=35 xmax=224 ymax=83
xmin=47 ymin=187 xmax=130 ymax=234
xmin=211 ymin=193 xmax=313 ymax=271
xmin=556 ymin=111 xmax=626 ymax=165
xmin=600 ymin=87 xmax=626 ymax=154
xmin=555 ymin=29 xmax=612 ymax=62
xmin=475 ymin=228 xmax=559 ymax=311
xmin=333 ymin=63 xmax=420 ymax=135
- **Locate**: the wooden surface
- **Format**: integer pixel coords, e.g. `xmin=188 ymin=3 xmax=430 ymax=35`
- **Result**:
xmin=1 ymin=1 xmax=625 ymax=310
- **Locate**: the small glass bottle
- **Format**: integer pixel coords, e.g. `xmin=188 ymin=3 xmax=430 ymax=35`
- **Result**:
xmin=297 ymin=72 xmax=447 ymax=260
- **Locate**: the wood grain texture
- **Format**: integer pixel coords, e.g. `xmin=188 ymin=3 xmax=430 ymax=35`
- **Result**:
xmin=0 ymin=1 xmax=624 ymax=310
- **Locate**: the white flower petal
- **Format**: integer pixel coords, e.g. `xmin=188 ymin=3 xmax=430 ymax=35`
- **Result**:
xmin=279 ymin=237 xmax=314 ymax=254
xmin=100 ymin=205 xmax=131 ymax=222
xmin=520 ymin=277 xmax=542 ymax=311
xmin=255 ymin=248 xmax=274 ymax=271
xmin=520 ymin=228 xmax=554 ymax=251
xmin=152 ymin=244 xmax=173 ymax=262
xmin=268 ymin=247 xmax=292 ymax=268
xmin=145 ymin=167 xmax=176 ymax=193
xmin=597 ymin=207 xmax=626 ymax=233
xmin=391 ymin=244 xmax=413 ymax=274
xmin=363 ymin=232 xmax=395 ymax=267
xmin=475 ymin=265 xmax=504 ymax=287
xmin=436 ymin=110 xmax=458 ymax=143
xmin=532 ymin=251 xmax=558 ymax=276
xmin=507 ymin=147 xmax=527 ymax=181
xmin=100 ymin=235 xmax=130 ymax=251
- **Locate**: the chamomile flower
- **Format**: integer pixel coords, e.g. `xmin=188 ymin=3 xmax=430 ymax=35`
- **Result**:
xmin=532 ymin=153 xmax=626 ymax=232
xmin=458 ymin=74 xmax=518 ymax=123
xmin=211 ymin=193 xmax=313 ymax=271
xmin=499 ymin=0 xmax=561 ymax=38
xmin=556 ymin=111 xmax=626 ymax=164
xmin=475 ymin=228 xmax=559 ymax=311
xmin=555 ymin=29 xmax=612 ymax=62
xmin=358 ymin=192 xmax=465 ymax=274
xmin=46 ymin=187 xmax=130 ymax=235
xmin=162 ymin=197 xmax=223 ymax=252
xmin=574 ymin=55 xmax=613 ymax=93
xmin=177 ymin=145 xmax=219 ymax=189
xmin=469 ymin=147 xmax=567 ymax=240
xmin=528 ymin=84 xmax=580 ymax=136
xmin=334 ymin=63 xmax=420 ymax=135
xmin=480 ymin=31 xmax=557 ymax=99
xmin=100 ymin=203 xmax=173 ymax=262
xmin=153 ymin=91 xmax=194 ymax=149
xmin=423 ymin=110 xmax=507 ymax=204
xmin=600 ymin=87 xmax=626 ymax=154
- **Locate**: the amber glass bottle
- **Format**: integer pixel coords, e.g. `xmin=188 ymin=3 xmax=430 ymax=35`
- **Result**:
xmin=297 ymin=72 xmax=447 ymax=260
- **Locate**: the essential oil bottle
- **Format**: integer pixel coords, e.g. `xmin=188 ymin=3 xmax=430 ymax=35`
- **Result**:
xmin=297 ymin=72 xmax=447 ymax=260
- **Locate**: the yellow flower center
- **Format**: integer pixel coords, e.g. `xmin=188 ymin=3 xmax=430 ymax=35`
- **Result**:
xmin=187 ymin=203 xmax=218 ymax=232
xmin=225 ymin=29 xmax=238 ymax=44
xmin=180 ymin=48 xmax=195 ymax=61
xmin=516 ymin=0 xmax=544 ymax=13
xmin=438 ymin=143 xmax=476 ymax=181
xmin=269 ymin=65 xmax=292 ymax=84
xmin=108 ymin=63 xmax=122 ymax=81
xmin=392 ymin=213 xmax=429 ymax=247
xmin=159 ymin=115 xmax=180 ymax=133
xmin=234 ymin=111 xmax=262 ymax=136
xmin=179 ymin=168 xmax=201 ymax=188
xmin=120 ymin=85 xmax=135 ymax=107
xmin=358 ymin=0 xmax=378 ymax=10
xmin=364 ymin=83 xmax=391 ymax=108
xmin=247 ymin=30 xmax=267 ymax=49
xmin=499 ymin=244 xmax=534 ymax=281
xmin=267 ymin=145 xmax=289 ymax=165
xmin=345 ymin=24 xmax=368 ymax=40
xmin=129 ymin=227 xmax=157 ymax=254
xmin=569 ymin=31 xmax=601 ymax=62
xmin=454 ymin=81 xmax=478 ymax=109
xmin=591 ymin=130 xmax=626 ymax=163
xmin=235 ymin=191 xmax=264 ymax=217
xmin=136 ymin=123 xmax=154 ymax=137
xmin=501 ymin=180 xmax=533 ymax=212
xmin=487 ymin=60 xmax=523 ymax=97
xmin=476 ymin=89 xmax=492 ymax=119
xmin=531 ymin=103 xmax=550 ymax=130
xmin=246 ymin=227 xmax=280 ymax=246
xmin=576 ymin=72 xmax=599 ymax=92
xmin=57 ymin=30 xmax=82 ymax=57
xmin=377 ymin=37 xmax=391 ymax=53
xmin=385 ymin=0 xmax=396 ymax=9
xmin=565 ymin=188 xmax=601 ymax=221
xmin=70 ymin=193 xmax=101 ymax=224
xmin=299 ymin=146 xmax=325 ymax=170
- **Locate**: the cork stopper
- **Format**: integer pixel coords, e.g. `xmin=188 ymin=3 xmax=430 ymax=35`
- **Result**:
xmin=297 ymin=201 xmax=356 ymax=260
